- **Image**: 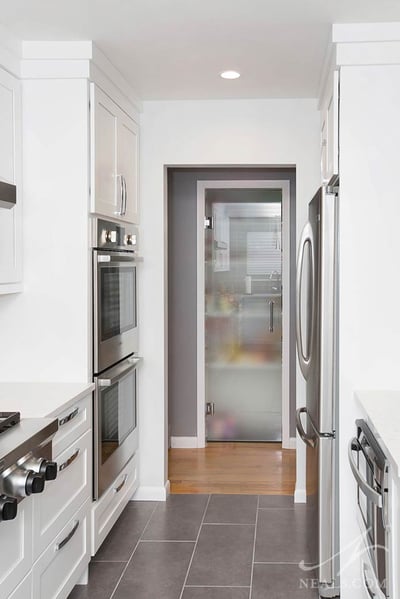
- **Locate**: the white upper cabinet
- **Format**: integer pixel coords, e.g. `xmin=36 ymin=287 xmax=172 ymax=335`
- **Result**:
xmin=90 ymin=84 xmax=139 ymax=223
xmin=0 ymin=68 xmax=22 ymax=293
xmin=320 ymin=70 xmax=339 ymax=185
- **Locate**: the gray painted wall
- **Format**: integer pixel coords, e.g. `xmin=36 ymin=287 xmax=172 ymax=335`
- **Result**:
xmin=167 ymin=167 xmax=296 ymax=439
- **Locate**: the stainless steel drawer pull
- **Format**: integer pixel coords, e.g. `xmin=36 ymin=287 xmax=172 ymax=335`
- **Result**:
xmin=56 ymin=520 xmax=79 ymax=551
xmin=114 ymin=474 xmax=127 ymax=494
xmin=97 ymin=255 xmax=111 ymax=263
xmin=59 ymin=449 xmax=80 ymax=472
xmin=59 ymin=407 xmax=79 ymax=427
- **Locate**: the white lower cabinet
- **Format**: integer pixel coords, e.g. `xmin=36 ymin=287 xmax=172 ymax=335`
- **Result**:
xmin=91 ymin=453 xmax=138 ymax=555
xmin=33 ymin=428 xmax=92 ymax=560
xmin=9 ymin=573 xmax=32 ymax=599
xmin=32 ymin=499 xmax=90 ymax=599
xmin=0 ymin=499 xmax=32 ymax=599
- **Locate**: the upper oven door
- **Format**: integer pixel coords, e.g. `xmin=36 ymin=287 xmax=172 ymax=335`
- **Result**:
xmin=94 ymin=250 xmax=138 ymax=374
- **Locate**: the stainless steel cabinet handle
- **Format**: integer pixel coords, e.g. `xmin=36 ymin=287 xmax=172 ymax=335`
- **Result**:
xmin=115 ymin=174 xmax=124 ymax=216
xmin=269 ymin=300 xmax=274 ymax=332
xmin=56 ymin=520 xmax=79 ymax=551
xmin=59 ymin=407 xmax=79 ymax=427
xmin=296 ymin=222 xmax=315 ymax=380
xmin=296 ymin=407 xmax=316 ymax=448
xmin=114 ymin=474 xmax=127 ymax=494
xmin=59 ymin=449 xmax=80 ymax=472
xmin=348 ymin=438 xmax=383 ymax=507
xmin=122 ymin=175 xmax=127 ymax=216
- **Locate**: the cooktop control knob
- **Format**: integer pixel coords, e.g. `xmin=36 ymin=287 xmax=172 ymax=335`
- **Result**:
xmin=0 ymin=495 xmax=17 ymax=521
xmin=25 ymin=471 xmax=45 ymax=495
xmin=22 ymin=457 xmax=58 ymax=482
xmin=2 ymin=467 xmax=45 ymax=498
xmin=39 ymin=460 xmax=57 ymax=481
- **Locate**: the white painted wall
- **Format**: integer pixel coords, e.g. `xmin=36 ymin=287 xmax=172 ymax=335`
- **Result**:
xmin=138 ymin=98 xmax=320 ymax=497
xmin=0 ymin=78 xmax=91 ymax=382
xmin=338 ymin=64 xmax=400 ymax=598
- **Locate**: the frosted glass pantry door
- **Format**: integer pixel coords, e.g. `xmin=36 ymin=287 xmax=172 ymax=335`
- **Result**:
xmin=205 ymin=192 xmax=282 ymax=441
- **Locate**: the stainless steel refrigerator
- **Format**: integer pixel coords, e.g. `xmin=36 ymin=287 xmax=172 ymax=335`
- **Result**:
xmin=296 ymin=186 xmax=340 ymax=598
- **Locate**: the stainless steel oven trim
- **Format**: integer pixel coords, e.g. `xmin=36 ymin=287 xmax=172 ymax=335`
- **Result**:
xmin=93 ymin=249 xmax=139 ymax=374
xmin=93 ymin=356 xmax=141 ymax=500
xmin=350 ymin=420 xmax=391 ymax=599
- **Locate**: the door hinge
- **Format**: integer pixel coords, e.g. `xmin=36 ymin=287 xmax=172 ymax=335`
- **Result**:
xmin=206 ymin=402 xmax=215 ymax=415
xmin=204 ymin=216 xmax=214 ymax=230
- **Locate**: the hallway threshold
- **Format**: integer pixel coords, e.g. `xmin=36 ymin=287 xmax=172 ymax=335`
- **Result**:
xmin=168 ymin=442 xmax=295 ymax=495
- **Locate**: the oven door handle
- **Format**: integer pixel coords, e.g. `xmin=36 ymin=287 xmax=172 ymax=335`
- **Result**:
xmin=97 ymin=357 xmax=143 ymax=387
xmin=348 ymin=438 xmax=383 ymax=507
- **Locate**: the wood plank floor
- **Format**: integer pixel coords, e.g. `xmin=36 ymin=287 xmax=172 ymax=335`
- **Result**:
xmin=168 ymin=442 xmax=296 ymax=495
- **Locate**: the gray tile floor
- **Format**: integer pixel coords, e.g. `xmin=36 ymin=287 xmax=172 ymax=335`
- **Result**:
xmin=68 ymin=495 xmax=318 ymax=599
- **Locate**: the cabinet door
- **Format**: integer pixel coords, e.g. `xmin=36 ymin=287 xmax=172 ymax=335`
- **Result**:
xmin=9 ymin=573 xmax=32 ymax=599
xmin=0 ymin=498 xmax=33 ymax=598
xmin=90 ymin=84 xmax=121 ymax=219
xmin=320 ymin=70 xmax=339 ymax=185
xmin=0 ymin=68 xmax=22 ymax=292
xmin=117 ymin=112 xmax=139 ymax=223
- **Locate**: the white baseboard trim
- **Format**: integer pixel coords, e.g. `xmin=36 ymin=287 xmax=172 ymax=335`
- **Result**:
xmin=282 ymin=437 xmax=297 ymax=450
xmin=170 ymin=436 xmax=198 ymax=448
xmin=131 ymin=485 xmax=168 ymax=502
xmin=294 ymin=488 xmax=306 ymax=503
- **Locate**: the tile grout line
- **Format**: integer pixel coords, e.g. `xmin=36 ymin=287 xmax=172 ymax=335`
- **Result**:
xmin=108 ymin=501 xmax=160 ymax=599
xmin=248 ymin=495 xmax=260 ymax=599
xmin=178 ymin=494 xmax=211 ymax=599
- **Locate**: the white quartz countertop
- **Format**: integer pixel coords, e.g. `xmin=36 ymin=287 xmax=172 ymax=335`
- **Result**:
xmin=0 ymin=382 xmax=94 ymax=419
xmin=356 ymin=390 xmax=400 ymax=477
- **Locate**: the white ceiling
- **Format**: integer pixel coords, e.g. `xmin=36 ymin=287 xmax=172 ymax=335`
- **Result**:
xmin=1 ymin=0 xmax=400 ymax=100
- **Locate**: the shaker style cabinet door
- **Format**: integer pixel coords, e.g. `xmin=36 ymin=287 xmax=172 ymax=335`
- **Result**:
xmin=90 ymin=83 xmax=139 ymax=223
xmin=117 ymin=113 xmax=139 ymax=224
xmin=0 ymin=68 xmax=22 ymax=293
xmin=90 ymin=84 xmax=119 ymax=219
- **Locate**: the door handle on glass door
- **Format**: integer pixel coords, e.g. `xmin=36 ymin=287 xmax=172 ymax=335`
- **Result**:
xmin=269 ymin=300 xmax=274 ymax=332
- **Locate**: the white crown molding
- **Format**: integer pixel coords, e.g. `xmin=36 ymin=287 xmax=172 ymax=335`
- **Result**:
xmin=336 ymin=40 xmax=400 ymax=66
xmin=333 ymin=22 xmax=400 ymax=43
xmin=20 ymin=40 xmax=142 ymax=118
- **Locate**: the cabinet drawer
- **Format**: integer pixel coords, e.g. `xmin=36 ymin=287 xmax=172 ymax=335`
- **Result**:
xmin=33 ymin=429 xmax=92 ymax=560
xmin=53 ymin=393 xmax=92 ymax=456
xmin=0 ymin=499 xmax=32 ymax=599
xmin=32 ymin=499 xmax=90 ymax=599
xmin=9 ymin=573 xmax=32 ymax=599
xmin=91 ymin=453 xmax=138 ymax=555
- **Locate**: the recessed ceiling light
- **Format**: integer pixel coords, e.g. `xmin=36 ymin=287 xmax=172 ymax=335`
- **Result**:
xmin=220 ymin=70 xmax=241 ymax=80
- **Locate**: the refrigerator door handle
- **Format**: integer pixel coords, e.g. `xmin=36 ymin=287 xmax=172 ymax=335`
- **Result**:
xmin=348 ymin=438 xmax=383 ymax=508
xmin=296 ymin=222 xmax=315 ymax=380
xmin=296 ymin=407 xmax=316 ymax=448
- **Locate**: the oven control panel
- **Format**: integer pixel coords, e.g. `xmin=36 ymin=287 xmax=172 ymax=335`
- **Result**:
xmin=93 ymin=218 xmax=139 ymax=252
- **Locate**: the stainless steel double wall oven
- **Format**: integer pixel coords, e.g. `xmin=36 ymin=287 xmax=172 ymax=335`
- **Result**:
xmin=92 ymin=218 xmax=141 ymax=499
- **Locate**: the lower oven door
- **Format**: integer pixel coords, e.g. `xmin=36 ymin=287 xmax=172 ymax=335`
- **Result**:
xmin=94 ymin=355 xmax=141 ymax=499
